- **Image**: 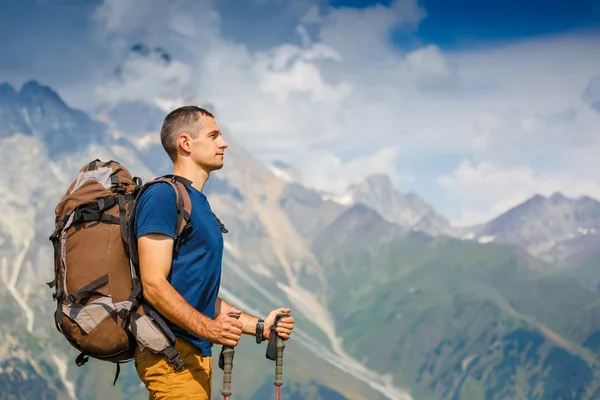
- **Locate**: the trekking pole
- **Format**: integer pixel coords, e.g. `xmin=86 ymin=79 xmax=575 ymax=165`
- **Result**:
xmin=221 ymin=313 xmax=240 ymax=400
xmin=274 ymin=313 xmax=289 ymax=400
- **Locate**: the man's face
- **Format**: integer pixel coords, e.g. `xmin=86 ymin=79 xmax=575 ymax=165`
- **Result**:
xmin=186 ymin=114 xmax=228 ymax=172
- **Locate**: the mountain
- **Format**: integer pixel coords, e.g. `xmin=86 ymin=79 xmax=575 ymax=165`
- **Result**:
xmin=0 ymin=80 xmax=107 ymax=155
xmin=0 ymin=283 xmax=70 ymax=400
xmin=566 ymin=249 xmax=600 ymax=295
xmin=312 ymin=205 xmax=600 ymax=400
xmin=321 ymin=174 xmax=455 ymax=237
xmin=278 ymin=173 xmax=454 ymax=243
xmin=465 ymin=192 xmax=600 ymax=265
xmin=278 ymin=182 xmax=349 ymax=240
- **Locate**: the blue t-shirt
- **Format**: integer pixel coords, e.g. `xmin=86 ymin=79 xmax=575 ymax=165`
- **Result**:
xmin=134 ymin=181 xmax=224 ymax=357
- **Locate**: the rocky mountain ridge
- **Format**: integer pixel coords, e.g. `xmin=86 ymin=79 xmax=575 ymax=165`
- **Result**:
xmin=320 ymin=174 xmax=455 ymax=237
xmin=462 ymin=192 xmax=600 ymax=265
xmin=316 ymin=172 xmax=600 ymax=266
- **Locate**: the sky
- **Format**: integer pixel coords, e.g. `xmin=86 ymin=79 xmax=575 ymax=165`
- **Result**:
xmin=1 ymin=0 xmax=600 ymax=226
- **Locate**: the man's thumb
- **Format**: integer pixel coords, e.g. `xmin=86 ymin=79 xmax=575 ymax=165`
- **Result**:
xmin=228 ymin=307 xmax=242 ymax=315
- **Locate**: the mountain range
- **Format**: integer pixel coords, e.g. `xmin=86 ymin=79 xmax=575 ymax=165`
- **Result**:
xmin=271 ymin=158 xmax=600 ymax=270
xmin=1 ymin=79 xmax=600 ymax=400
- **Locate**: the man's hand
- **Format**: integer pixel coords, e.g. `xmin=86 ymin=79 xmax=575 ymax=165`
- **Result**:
xmin=264 ymin=308 xmax=295 ymax=341
xmin=205 ymin=307 xmax=244 ymax=347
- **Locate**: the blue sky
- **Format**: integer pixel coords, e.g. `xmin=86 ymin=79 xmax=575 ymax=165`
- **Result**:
xmin=332 ymin=0 xmax=600 ymax=43
xmin=211 ymin=0 xmax=600 ymax=53
xmin=1 ymin=0 xmax=599 ymax=225
xmin=328 ymin=0 xmax=600 ymax=57
xmin=401 ymin=0 xmax=599 ymax=48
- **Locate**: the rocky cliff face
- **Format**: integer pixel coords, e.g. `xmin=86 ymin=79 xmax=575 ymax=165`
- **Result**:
xmin=321 ymin=174 xmax=455 ymax=237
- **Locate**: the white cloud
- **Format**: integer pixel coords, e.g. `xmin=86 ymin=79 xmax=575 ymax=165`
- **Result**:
xmin=306 ymin=0 xmax=426 ymax=64
xmin=93 ymin=48 xmax=196 ymax=110
xmin=86 ymin=0 xmax=600 ymax=223
xmin=92 ymin=0 xmax=221 ymax=40
xmin=464 ymin=105 xmax=596 ymax=167
xmin=300 ymin=146 xmax=413 ymax=194
xmin=254 ymin=37 xmax=353 ymax=104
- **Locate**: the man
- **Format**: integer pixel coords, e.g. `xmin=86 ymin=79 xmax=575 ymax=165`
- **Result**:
xmin=133 ymin=105 xmax=295 ymax=399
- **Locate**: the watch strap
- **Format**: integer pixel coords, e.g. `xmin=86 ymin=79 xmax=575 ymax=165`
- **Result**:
xmin=255 ymin=318 xmax=265 ymax=344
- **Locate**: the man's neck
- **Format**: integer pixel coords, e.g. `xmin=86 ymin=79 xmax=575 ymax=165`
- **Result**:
xmin=172 ymin=163 xmax=210 ymax=192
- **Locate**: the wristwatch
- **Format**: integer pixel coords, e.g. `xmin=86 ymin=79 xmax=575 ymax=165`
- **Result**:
xmin=255 ymin=318 xmax=265 ymax=343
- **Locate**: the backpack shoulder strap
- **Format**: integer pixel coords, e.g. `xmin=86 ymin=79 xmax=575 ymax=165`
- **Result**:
xmin=156 ymin=175 xmax=194 ymax=253
xmin=158 ymin=175 xmax=193 ymax=233
xmin=160 ymin=174 xmax=228 ymax=234
xmin=127 ymin=175 xmax=193 ymax=262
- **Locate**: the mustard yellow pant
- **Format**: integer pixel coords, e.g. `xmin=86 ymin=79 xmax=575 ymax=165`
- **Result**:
xmin=134 ymin=339 xmax=213 ymax=400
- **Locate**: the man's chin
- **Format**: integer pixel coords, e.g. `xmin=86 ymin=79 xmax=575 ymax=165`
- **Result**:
xmin=210 ymin=161 xmax=224 ymax=171
xmin=198 ymin=160 xmax=224 ymax=173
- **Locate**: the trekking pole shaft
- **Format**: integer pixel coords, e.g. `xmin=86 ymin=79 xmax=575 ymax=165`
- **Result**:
xmin=221 ymin=313 xmax=240 ymax=398
xmin=274 ymin=313 xmax=289 ymax=387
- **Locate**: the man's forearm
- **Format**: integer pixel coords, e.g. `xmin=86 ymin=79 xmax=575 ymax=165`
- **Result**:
xmin=145 ymin=278 xmax=214 ymax=339
xmin=216 ymin=296 xmax=259 ymax=335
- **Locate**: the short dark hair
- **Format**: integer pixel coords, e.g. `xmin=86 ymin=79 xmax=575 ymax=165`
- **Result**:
xmin=160 ymin=105 xmax=215 ymax=162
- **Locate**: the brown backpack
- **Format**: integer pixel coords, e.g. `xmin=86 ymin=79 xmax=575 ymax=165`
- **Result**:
xmin=47 ymin=159 xmax=226 ymax=383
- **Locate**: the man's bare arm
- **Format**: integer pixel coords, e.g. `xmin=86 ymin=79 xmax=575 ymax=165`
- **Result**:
xmin=138 ymin=233 xmax=242 ymax=346
xmin=216 ymin=297 xmax=296 ymax=341
xmin=215 ymin=296 xmax=259 ymax=335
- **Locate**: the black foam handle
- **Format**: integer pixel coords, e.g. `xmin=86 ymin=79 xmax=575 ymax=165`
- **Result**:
xmin=221 ymin=313 xmax=241 ymax=397
xmin=274 ymin=313 xmax=289 ymax=387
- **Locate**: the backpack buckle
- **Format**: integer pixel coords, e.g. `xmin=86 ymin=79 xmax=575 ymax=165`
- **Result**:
xmin=171 ymin=356 xmax=186 ymax=370
xmin=182 ymin=221 xmax=193 ymax=236
xmin=49 ymin=226 xmax=61 ymax=240
xmin=163 ymin=346 xmax=186 ymax=370
xmin=49 ymin=217 xmax=67 ymax=240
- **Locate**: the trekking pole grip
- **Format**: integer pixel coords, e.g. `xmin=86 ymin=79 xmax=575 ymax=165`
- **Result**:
xmin=274 ymin=312 xmax=289 ymax=387
xmin=221 ymin=313 xmax=240 ymax=398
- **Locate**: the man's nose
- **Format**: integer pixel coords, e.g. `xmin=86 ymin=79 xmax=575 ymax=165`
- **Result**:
xmin=219 ymin=137 xmax=228 ymax=149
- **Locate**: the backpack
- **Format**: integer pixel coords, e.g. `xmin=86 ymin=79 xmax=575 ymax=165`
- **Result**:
xmin=47 ymin=159 xmax=227 ymax=384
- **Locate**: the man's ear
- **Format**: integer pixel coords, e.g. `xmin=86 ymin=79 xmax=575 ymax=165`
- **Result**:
xmin=178 ymin=133 xmax=191 ymax=153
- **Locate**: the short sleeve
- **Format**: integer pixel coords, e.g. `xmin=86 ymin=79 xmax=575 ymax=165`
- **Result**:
xmin=134 ymin=183 xmax=178 ymax=239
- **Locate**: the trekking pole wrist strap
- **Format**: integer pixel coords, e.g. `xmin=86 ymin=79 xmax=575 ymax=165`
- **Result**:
xmin=265 ymin=313 xmax=288 ymax=361
xmin=265 ymin=324 xmax=278 ymax=360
